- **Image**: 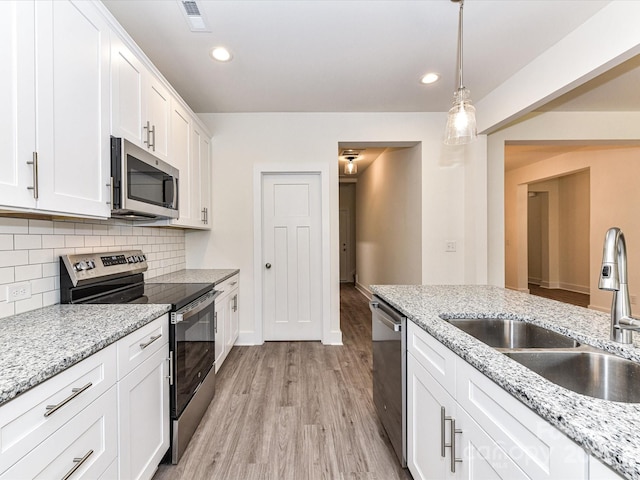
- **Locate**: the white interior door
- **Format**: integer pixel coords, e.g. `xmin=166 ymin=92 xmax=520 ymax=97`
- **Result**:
xmin=262 ymin=173 xmax=322 ymax=340
xmin=339 ymin=209 xmax=349 ymax=282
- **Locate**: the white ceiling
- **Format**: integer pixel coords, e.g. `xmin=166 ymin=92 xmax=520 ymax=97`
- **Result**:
xmin=102 ymin=0 xmax=614 ymax=115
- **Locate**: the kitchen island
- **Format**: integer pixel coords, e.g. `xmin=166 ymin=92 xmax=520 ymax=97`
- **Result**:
xmin=371 ymin=284 xmax=640 ymax=480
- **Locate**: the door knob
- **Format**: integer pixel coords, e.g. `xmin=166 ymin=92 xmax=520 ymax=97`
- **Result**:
xmin=265 ymin=263 xmax=272 ymax=269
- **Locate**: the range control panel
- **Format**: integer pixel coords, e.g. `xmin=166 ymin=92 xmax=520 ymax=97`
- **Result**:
xmin=61 ymin=250 xmax=148 ymax=287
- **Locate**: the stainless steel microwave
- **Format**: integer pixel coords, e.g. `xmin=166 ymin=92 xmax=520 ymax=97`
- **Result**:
xmin=110 ymin=137 xmax=179 ymax=220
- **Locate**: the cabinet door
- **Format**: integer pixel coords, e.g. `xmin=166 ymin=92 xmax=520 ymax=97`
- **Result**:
xmin=111 ymin=36 xmax=145 ymax=146
xmin=118 ymin=344 xmax=169 ymax=480
xmin=169 ymin=103 xmax=195 ymax=226
xmin=35 ymin=0 xmax=111 ymax=217
xmin=214 ymin=296 xmax=227 ymax=372
xmin=226 ymin=283 xmax=239 ymax=352
xmin=146 ymin=76 xmax=170 ymax=161
xmin=455 ymin=407 xmax=530 ymax=480
xmin=0 ymin=1 xmax=36 ymax=210
xmin=407 ymin=352 xmax=455 ymax=480
xmin=200 ymin=133 xmax=211 ymax=227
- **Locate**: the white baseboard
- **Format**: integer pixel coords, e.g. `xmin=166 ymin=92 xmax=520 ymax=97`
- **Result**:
xmin=355 ymin=282 xmax=372 ymax=300
xmin=558 ymin=282 xmax=590 ymax=295
xmin=528 ymin=277 xmax=541 ymax=285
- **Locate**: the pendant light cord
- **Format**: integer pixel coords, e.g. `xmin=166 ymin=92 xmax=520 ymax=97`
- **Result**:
xmin=457 ymin=0 xmax=464 ymax=90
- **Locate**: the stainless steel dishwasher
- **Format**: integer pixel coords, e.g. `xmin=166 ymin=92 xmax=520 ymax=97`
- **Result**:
xmin=370 ymin=295 xmax=407 ymax=467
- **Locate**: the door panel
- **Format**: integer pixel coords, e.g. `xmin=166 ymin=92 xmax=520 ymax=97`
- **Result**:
xmin=263 ymin=173 xmax=322 ymax=340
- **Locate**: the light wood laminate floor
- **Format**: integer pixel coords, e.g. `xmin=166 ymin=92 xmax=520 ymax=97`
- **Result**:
xmin=153 ymin=283 xmax=411 ymax=480
xmin=528 ymin=283 xmax=590 ymax=308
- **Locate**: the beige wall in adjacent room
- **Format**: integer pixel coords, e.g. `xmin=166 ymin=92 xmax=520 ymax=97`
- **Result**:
xmin=505 ymin=146 xmax=640 ymax=311
xmin=355 ymin=146 xmax=422 ymax=293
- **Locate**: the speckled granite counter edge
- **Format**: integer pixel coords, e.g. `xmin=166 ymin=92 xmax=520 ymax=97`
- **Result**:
xmin=370 ymin=284 xmax=640 ymax=480
xmin=0 ymin=303 xmax=171 ymax=406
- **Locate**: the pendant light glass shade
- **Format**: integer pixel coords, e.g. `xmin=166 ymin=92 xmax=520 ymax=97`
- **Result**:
xmin=344 ymin=160 xmax=357 ymax=175
xmin=444 ymin=86 xmax=477 ymax=145
xmin=444 ymin=0 xmax=477 ymax=145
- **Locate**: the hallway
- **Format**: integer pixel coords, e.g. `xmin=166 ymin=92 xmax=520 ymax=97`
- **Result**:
xmin=153 ymin=284 xmax=410 ymax=480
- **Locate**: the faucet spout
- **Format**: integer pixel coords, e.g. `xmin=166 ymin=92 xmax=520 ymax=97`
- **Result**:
xmin=599 ymin=227 xmax=636 ymax=343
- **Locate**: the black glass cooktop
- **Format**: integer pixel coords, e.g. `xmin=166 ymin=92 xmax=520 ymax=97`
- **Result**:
xmin=135 ymin=283 xmax=214 ymax=309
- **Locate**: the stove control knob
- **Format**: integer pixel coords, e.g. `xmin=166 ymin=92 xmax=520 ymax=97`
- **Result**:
xmin=127 ymin=256 xmax=135 ymax=264
xmin=140 ymin=254 xmax=146 ymax=262
xmin=74 ymin=261 xmax=87 ymax=271
xmin=86 ymin=260 xmax=95 ymax=269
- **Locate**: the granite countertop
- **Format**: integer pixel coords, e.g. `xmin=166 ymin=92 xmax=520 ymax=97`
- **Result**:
xmin=0 ymin=303 xmax=170 ymax=407
xmin=150 ymin=268 xmax=239 ymax=286
xmin=370 ymin=284 xmax=640 ymax=480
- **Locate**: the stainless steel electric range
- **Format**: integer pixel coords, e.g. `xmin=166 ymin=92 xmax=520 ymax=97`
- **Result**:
xmin=59 ymin=250 xmax=219 ymax=464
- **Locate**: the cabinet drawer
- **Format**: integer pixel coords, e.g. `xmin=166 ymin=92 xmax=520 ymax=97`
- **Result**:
xmin=215 ymin=274 xmax=239 ymax=300
xmin=0 ymin=343 xmax=116 ymax=473
xmin=117 ymin=314 xmax=169 ymax=379
xmin=456 ymin=359 xmax=587 ymax=479
xmin=407 ymin=322 xmax=456 ymax=396
xmin=1 ymin=386 xmax=118 ymax=479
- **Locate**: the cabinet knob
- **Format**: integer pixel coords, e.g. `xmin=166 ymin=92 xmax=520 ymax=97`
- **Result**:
xmin=265 ymin=263 xmax=271 ymax=269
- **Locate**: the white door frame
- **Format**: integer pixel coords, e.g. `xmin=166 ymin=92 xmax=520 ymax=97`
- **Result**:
xmin=253 ymin=163 xmax=332 ymax=344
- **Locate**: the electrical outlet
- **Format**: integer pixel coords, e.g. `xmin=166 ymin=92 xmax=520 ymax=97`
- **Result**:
xmin=6 ymin=282 xmax=31 ymax=303
xmin=445 ymin=241 xmax=457 ymax=252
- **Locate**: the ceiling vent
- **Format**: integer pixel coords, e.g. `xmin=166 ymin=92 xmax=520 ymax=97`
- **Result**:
xmin=339 ymin=149 xmax=363 ymax=158
xmin=178 ymin=0 xmax=211 ymax=32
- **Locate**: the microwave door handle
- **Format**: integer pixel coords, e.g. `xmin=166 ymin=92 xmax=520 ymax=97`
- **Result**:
xmin=173 ymin=177 xmax=178 ymax=211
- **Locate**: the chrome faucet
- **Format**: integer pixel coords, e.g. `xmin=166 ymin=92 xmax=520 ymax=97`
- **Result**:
xmin=599 ymin=227 xmax=640 ymax=343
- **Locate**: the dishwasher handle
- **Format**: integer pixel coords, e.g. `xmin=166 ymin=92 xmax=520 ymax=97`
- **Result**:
xmin=370 ymin=301 xmax=403 ymax=332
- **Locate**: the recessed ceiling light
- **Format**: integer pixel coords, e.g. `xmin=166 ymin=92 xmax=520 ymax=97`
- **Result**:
xmin=210 ymin=47 xmax=232 ymax=62
xmin=420 ymin=72 xmax=440 ymax=85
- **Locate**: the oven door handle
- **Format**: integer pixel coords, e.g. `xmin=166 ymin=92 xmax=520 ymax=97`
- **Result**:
xmin=171 ymin=290 xmax=221 ymax=324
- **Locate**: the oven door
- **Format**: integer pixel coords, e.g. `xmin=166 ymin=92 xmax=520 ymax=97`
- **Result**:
xmin=171 ymin=290 xmax=219 ymax=418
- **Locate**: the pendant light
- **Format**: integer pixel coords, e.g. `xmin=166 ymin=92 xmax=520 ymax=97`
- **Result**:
xmin=444 ymin=0 xmax=477 ymax=145
xmin=344 ymin=156 xmax=358 ymax=175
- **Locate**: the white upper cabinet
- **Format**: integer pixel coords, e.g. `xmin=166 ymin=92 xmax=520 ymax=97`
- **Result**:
xmin=0 ymin=0 xmax=111 ymax=218
xmin=198 ymin=128 xmax=212 ymax=227
xmin=170 ymin=102 xmax=194 ymax=225
xmin=111 ymin=37 xmax=170 ymax=163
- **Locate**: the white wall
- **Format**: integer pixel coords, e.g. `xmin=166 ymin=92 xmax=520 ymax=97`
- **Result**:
xmin=0 ymin=216 xmax=185 ymax=318
xmin=355 ymin=146 xmax=422 ymax=292
xmin=487 ymin=111 xmax=640 ymax=288
xmin=186 ymin=113 xmax=488 ymax=345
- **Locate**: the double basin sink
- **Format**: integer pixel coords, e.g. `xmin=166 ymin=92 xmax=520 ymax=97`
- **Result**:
xmin=445 ymin=318 xmax=640 ymax=403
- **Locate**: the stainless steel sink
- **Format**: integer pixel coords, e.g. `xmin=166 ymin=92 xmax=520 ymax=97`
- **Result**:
xmin=504 ymin=350 xmax=640 ymax=403
xmin=445 ymin=318 xmax=580 ymax=349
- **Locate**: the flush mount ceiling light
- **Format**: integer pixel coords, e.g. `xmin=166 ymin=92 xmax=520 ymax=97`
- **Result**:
xmin=420 ymin=72 xmax=440 ymax=85
xmin=444 ymin=0 xmax=477 ymax=145
xmin=344 ymin=156 xmax=358 ymax=175
xmin=210 ymin=47 xmax=232 ymax=62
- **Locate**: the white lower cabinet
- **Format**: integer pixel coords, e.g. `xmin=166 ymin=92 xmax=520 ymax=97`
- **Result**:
xmin=1 ymin=386 xmax=118 ymax=479
xmin=0 ymin=314 xmax=170 ymax=480
xmin=215 ymin=274 xmax=240 ymax=372
xmin=407 ymin=322 xmax=589 ymax=480
xmin=118 ymin=343 xmax=169 ymax=480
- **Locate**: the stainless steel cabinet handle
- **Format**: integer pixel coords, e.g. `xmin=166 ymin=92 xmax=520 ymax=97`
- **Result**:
xmin=61 ymin=449 xmax=93 ymax=480
xmin=450 ymin=419 xmax=463 ymax=472
xmin=265 ymin=263 xmax=271 ymax=269
xmin=233 ymin=294 xmax=238 ymax=312
xmin=441 ymin=407 xmax=452 ymax=457
xmin=27 ymin=152 xmax=39 ymax=199
xmin=139 ymin=333 xmax=162 ymax=349
xmin=201 ymin=207 xmax=206 ymax=223
xmin=44 ymin=382 xmax=92 ymax=417
xmin=205 ymin=207 xmax=208 ymax=224
xmin=230 ymin=281 xmax=237 ymax=287
xmin=143 ymin=121 xmax=151 ymax=148
xmin=150 ymin=124 xmax=156 ymax=151
xmin=107 ymin=177 xmax=114 ymax=206
xmin=214 ymin=311 xmax=218 ymax=334
xmin=167 ymin=351 xmax=174 ymax=386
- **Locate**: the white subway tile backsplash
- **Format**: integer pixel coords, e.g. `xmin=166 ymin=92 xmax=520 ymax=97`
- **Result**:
xmin=0 ymin=250 xmax=29 ymax=267
xmin=0 ymin=218 xmax=28 ymax=234
xmin=29 ymin=249 xmax=54 ymax=264
xmin=0 ymin=235 xmax=13 ymax=250
xmin=14 ymin=235 xmax=42 ymax=250
xmin=29 ymin=219 xmax=54 ymax=234
xmin=15 ymin=264 xmax=42 ymax=282
xmin=0 ymin=216 xmax=185 ymax=319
